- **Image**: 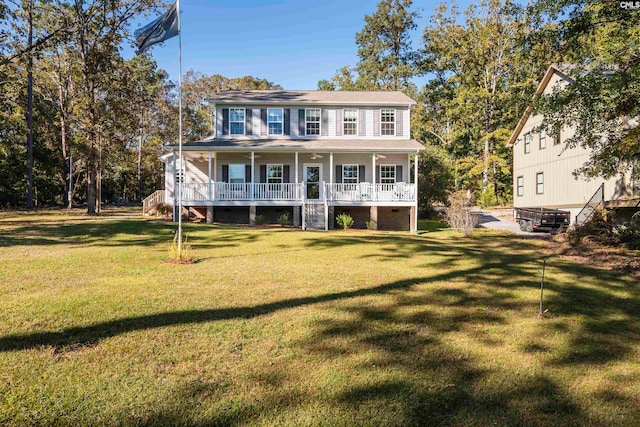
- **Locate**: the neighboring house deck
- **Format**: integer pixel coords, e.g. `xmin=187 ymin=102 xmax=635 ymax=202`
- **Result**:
xmin=150 ymin=90 xmax=425 ymax=231
xmin=508 ymin=65 xmax=639 ymax=223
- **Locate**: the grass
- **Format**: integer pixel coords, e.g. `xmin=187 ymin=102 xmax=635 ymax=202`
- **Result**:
xmin=0 ymin=211 xmax=639 ymax=426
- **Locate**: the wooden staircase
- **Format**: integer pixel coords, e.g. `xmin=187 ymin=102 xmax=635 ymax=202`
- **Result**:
xmin=142 ymin=190 xmax=165 ymax=215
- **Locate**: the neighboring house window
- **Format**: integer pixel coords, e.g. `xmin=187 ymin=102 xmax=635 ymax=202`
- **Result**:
xmin=380 ymin=165 xmax=396 ymax=184
xmin=551 ymin=128 xmax=561 ymax=145
xmin=268 ymin=108 xmax=283 ymax=135
xmin=305 ymin=108 xmax=321 ymax=136
xmin=524 ymin=133 xmax=531 ymax=154
xmin=343 ymin=109 xmax=358 ymax=135
xmin=267 ymin=164 xmax=283 ymax=184
xmin=539 ymin=129 xmax=546 ymax=149
xmin=380 ymin=109 xmax=395 ymax=135
xmin=230 ymin=108 xmax=245 ymax=135
xmin=176 ymin=158 xmax=185 ymax=184
xmin=536 ymin=172 xmax=544 ymax=194
xmin=343 ymin=164 xmax=358 ymax=184
xmin=229 ymin=164 xmax=245 ymax=184
xmin=517 ymin=176 xmax=524 ymax=197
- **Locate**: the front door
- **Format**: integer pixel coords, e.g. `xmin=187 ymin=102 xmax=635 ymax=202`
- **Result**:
xmin=304 ymin=163 xmax=322 ymax=199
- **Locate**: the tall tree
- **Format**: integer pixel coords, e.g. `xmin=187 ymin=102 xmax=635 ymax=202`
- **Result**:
xmin=532 ymin=0 xmax=640 ymax=185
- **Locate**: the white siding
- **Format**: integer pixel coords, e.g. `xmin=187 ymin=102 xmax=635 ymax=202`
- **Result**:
xmin=252 ymin=108 xmax=261 ymax=136
xmin=165 ymin=156 xmax=175 ymax=204
xmin=365 ymin=109 xmax=374 ymax=137
xmin=403 ymin=108 xmax=410 ymax=138
xmin=328 ymin=109 xmax=337 ymax=137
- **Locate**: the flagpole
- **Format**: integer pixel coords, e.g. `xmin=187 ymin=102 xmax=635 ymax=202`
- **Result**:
xmin=177 ymin=0 xmax=183 ymax=257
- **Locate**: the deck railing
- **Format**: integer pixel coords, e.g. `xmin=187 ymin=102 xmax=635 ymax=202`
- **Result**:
xmin=142 ymin=190 xmax=165 ymax=213
xmin=178 ymin=182 xmax=416 ymax=203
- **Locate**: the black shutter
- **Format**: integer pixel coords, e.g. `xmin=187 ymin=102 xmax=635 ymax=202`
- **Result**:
xmin=245 ymin=109 xmax=252 ymax=135
xmin=321 ymin=109 xmax=328 ymax=136
xmin=283 ymin=165 xmax=290 ymax=183
xmin=245 ymin=165 xmax=252 ymax=182
xmin=284 ymin=109 xmax=290 ymax=135
xmin=260 ymin=165 xmax=267 ymax=183
xmin=376 ymin=165 xmax=381 ymax=183
xmin=222 ymin=108 xmax=229 ymax=135
xmin=261 ymin=109 xmax=267 ymax=135
xmin=335 ymin=165 xmax=342 ymax=184
xmin=358 ymin=165 xmax=365 ymax=183
xmin=222 ymin=164 xmax=229 ymax=182
xmin=298 ymin=109 xmax=305 ymax=135
xmin=396 ymin=165 xmax=403 ymax=183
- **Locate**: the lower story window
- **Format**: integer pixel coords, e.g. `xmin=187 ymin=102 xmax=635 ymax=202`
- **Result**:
xmin=380 ymin=165 xmax=396 ymax=184
xmin=517 ymin=176 xmax=523 ymax=196
xmin=229 ymin=164 xmax=245 ymax=184
xmin=267 ymin=164 xmax=283 ymax=184
xmin=343 ymin=165 xmax=358 ymax=184
xmin=536 ymin=172 xmax=544 ymax=194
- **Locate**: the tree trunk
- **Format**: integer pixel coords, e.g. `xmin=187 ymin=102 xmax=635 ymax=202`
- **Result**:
xmin=26 ymin=0 xmax=34 ymax=210
xmin=87 ymin=153 xmax=96 ymax=215
xmin=482 ymin=136 xmax=489 ymax=194
xmin=137 ymin=112 xmax=145 ymax=200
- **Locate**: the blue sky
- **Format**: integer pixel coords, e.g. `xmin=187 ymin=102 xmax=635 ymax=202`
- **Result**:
xmin=124 ymin=0 xmax=478 ymax=89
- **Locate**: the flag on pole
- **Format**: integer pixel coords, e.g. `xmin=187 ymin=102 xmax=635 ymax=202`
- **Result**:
xmin=135 ymin=2 xmax=179 ymax=54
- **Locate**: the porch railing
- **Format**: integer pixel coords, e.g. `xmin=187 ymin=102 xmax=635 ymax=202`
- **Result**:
xmin=179 ymin=182 xmax=416 ymax=203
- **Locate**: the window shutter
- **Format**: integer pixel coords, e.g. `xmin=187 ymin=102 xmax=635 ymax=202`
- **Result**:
xmin=396 ymin=108 xmax=403 ymax=136
xmin=321 ymin=109 xmax=328 ymax=136
xmin=396 ymin=165 xmax=403 ymax=183
xmin=222 ymin=164 xmax=229 ymax=182
xmin=373 ymin=109 xmax=380 ymax=136
xmin=358 ymin=165 xmax=365 ymax=183
xmin=359 ymin=109 xmax=365 ymax=136
xmin=245 ymin=165 xmax=252 ymax=182
xmin=336 ymin=109 xmax=342 ymax=136
xmin=298 ymin=109 xmax=305 ymax=135
xmin=222 ymin=108 xmax=229 ymax=135
xmin=259 ymin=165 xmax=267 ymax=183
xmin=376 ymin=165 xmax=381 ymax=183
xmin=283 ymin=165 xmax=290 ymax=183
xmin=284 ymin=108 xmax=290 ymax=135
xmin=335 ymin=165 xmax=342 ymax=184
xmin=261 ymin=109 xmax=267 ymax=135
xmin=245 ymin=109 xmax=252 ymax=135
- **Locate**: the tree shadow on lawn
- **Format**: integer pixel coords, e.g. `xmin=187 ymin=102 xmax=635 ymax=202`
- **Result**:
xmin=0 ymin=219 xmax=263 ymax=249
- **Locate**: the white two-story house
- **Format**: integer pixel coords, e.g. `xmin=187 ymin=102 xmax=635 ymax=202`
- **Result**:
xmin=153 ymin=90 xmax=425 ymax=231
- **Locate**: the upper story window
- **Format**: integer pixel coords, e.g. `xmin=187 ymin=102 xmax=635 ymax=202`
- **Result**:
xmin=343 ymin=109 xmax=358 ymax=136
xmin=343 ymin=164 xmax=358 ymax=184
xmin=539 ymin=129 xmax=546 ymax=149
xmin=517 ymin=176 xmax=524 ymax=196
xmin=268 ymin=108 xmax=283 ymax=135
xmin=524 ymin=133 xmax=531 ymax=154
xmin=381 ymin=109 xmax=395 ymax=136
xmin=267 ymin=164 xmax=283 ymax=184
xmin=380 ymin=165 xmax=396 ymax=183
xmin=230 ymin=108 xmax=245 ymax=135
xmin=305 ymin=108 xmax=321 ymax=136
xmin=536 ymin=172 xmax=544 ymax=194
xmin=229 ymin=164 xmax=245 ymax=184
xmin=551 ymin=128 xmax=560 ymax=145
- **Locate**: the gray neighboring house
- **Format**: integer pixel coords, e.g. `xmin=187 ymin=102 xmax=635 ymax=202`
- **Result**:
xmin=508 ymin=64 xmax=639 ymax=222
xmin=146 ymin=90 xmax=425 ymax=231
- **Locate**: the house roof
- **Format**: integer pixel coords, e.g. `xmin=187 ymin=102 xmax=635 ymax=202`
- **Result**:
xmin=164 ymin=138 xmax=425 ymax=153
xmin=506 ymin=64 xmax=574 ymax=147
xmin=208 ymin=90 xmax=416 ymax=106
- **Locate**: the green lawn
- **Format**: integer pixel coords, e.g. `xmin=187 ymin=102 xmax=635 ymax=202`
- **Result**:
xmin=0 ymin=212 xmax=639 ymax=426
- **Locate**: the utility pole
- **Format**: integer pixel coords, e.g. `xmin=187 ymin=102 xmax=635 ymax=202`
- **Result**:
xmin=26 ymin=0 xmax=34 ymax=210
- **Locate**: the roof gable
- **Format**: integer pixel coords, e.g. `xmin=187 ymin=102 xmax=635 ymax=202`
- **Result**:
xmin=209 ymin=90 xmax=416 ymax=106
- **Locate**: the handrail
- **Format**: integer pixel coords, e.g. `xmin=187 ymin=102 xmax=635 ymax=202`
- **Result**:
xmin=142 ymin=190 xmax=165 ymax=213
xmin=575 ymin=183 xmax=604 ymax=226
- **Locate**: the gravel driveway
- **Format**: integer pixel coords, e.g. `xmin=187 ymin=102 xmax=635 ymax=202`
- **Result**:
xmin=475 ymin=208 xmax=547 ymax=237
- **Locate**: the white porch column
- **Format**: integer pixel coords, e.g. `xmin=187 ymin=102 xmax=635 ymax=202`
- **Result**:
xmin=213 ymin=153 xmax=217 ymax=200
xmin=295 ymin=152 xmax=299 ymax=200
xmin=329 ymin=152 xmax=334 ymax=183
xmin=372 ymin=153 xmax=377 ymax=201
xmin=413 ymin=152 xmax=419 ymax=234
xmin=251 ymin=151 xmax=255 ymax=200
xmin=207 ymin=151 xmax=212 ymax=201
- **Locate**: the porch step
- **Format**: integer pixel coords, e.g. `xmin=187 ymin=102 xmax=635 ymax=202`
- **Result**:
xmin=305 ymin=203 xmax=325 ymax=230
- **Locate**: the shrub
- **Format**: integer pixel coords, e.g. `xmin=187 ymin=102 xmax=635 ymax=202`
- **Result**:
xmin=365 ymin=220 xmax=376 ymax=230
xmin=336 ymin=213 xmax=354 ymax=230
xmin=168 ymin=232 xmax=195 ymax=263
xmin=155 ymin=202 xmax=172 ymax=217
xmin=444 ymin=191 xmax=479 ymax=237
xmin=254 ymin=214 xmax=266 ymax=226
xmin=568 ymin=209 xmax=640 ymax=249
xmin=277 ymin=212 xmax=291 ymax=226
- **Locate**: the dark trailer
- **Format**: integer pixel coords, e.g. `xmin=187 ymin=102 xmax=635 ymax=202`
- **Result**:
xmin=515 ymin=207 xmax=570 ymax=233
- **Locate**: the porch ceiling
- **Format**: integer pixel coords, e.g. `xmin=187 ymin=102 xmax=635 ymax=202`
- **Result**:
xmin=165 ymin=138 xmax=425 ymax=153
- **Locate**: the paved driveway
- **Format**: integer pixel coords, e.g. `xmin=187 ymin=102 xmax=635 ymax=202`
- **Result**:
xmin=475 ymin=209 xmax=546 ymax=237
